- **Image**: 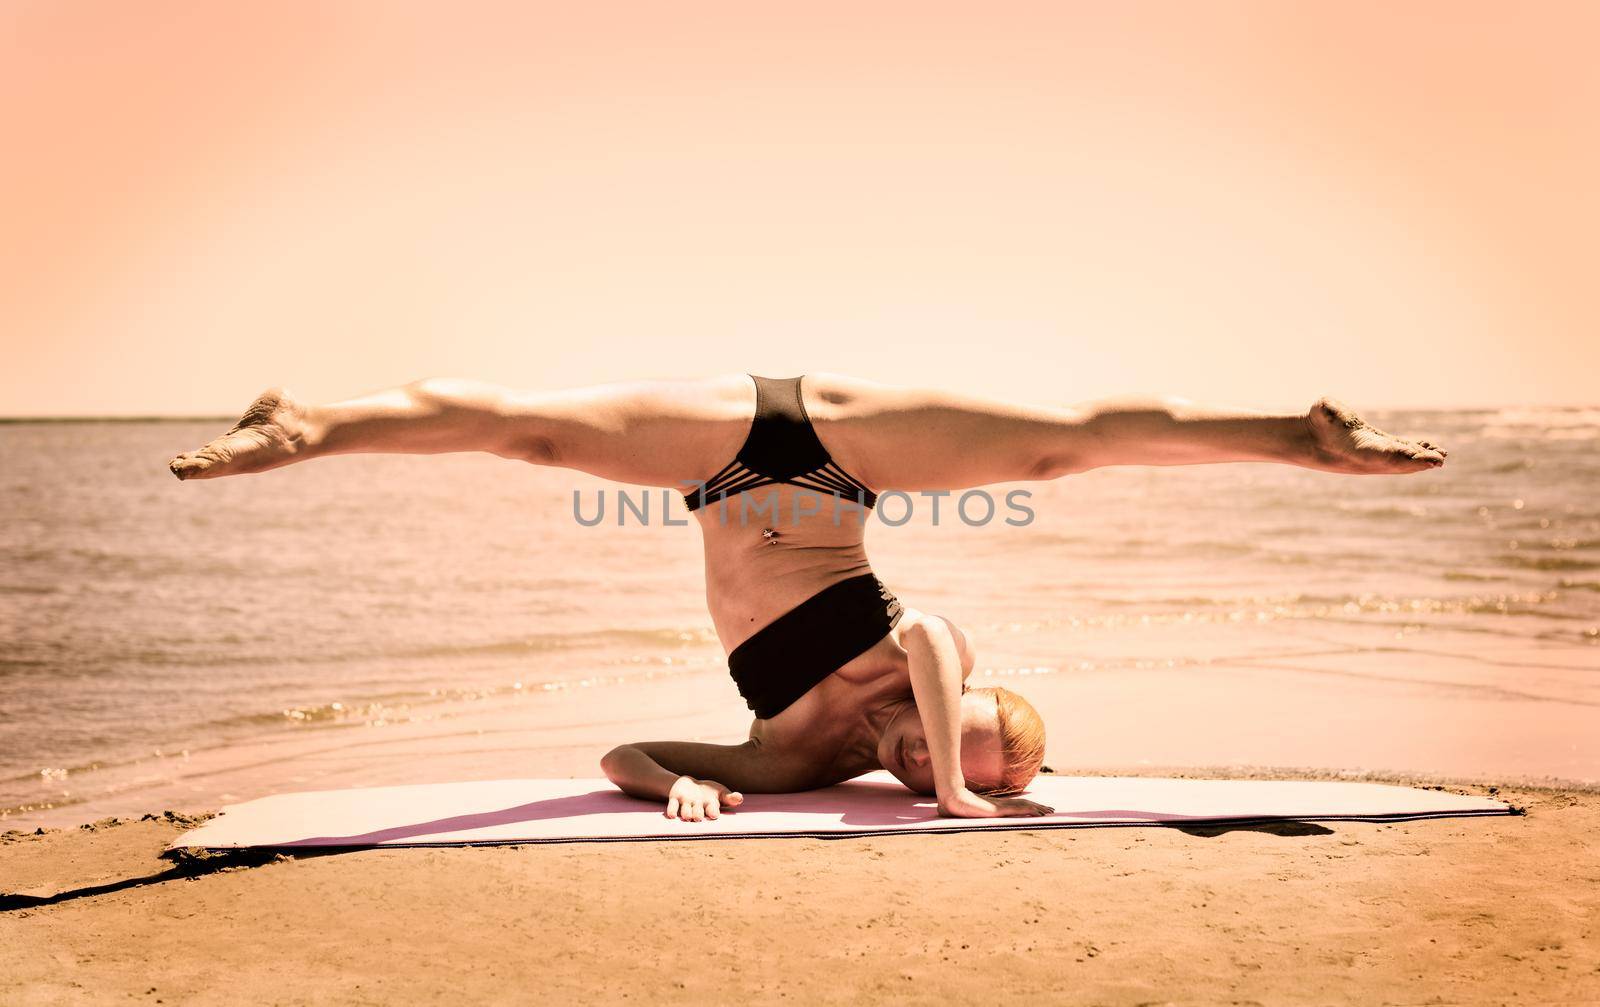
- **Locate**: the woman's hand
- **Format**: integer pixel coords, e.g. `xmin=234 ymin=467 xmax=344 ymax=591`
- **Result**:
xmin=937 ymin=788 xmax=1055 ymax=819
xmin=665 ymin=776 xmax=744 ymax=822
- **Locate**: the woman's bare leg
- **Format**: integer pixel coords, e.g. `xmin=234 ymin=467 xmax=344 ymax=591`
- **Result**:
xmin=805 ymin=374 xmax=1447 ymax=491
xmin=168 ymin=376 xmax=757 ymax=488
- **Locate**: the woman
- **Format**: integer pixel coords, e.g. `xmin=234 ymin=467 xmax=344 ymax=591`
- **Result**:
xmin=168 ymin=373 xmax=1446 ymax=822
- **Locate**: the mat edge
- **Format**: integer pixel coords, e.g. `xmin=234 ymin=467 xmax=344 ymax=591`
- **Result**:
xmin=167 ymin=807 xmax=1514 ymax=851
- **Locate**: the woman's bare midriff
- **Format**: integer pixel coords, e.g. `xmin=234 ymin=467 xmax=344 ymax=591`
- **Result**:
xmin=695 ymin=484 xmax=876 ymax=650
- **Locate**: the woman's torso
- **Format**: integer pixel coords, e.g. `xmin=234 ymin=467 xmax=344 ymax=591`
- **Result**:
xmin=683 ymin=374 xmax=926 ymax=782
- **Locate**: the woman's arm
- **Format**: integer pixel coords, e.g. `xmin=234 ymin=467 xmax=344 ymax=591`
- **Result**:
xmin=902 ymin=615 xmax=1053 ymax=818
xmin=901 ymin=616 xmax=970 ymax=808
xmin=601 ymin=738 xmax=819 ymax=820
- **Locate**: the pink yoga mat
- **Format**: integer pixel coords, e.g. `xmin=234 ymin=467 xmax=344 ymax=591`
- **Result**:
xmin=168 ymin=772 xmax=1510 ymax=849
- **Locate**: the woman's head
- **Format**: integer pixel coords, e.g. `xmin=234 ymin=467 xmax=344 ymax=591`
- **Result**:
xmin=975 ymin=685 xmax=1048 ymax=795
xmin=876 ymin=685 xmax=1046 ymax=797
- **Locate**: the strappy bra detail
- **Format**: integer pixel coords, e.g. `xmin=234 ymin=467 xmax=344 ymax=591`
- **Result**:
xmin=683 ymin=375 xmax=878 ymax=512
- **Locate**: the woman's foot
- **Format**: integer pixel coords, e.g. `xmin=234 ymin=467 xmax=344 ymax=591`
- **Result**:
xmin=168 ymin=388 xmax=313 ymax=480
xmin=1303 ymin=397 xmax=1447 ymax=474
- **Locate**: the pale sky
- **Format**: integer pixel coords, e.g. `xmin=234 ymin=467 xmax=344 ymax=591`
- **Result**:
xmin=2 ymin=1 xmax=1595 ymax=415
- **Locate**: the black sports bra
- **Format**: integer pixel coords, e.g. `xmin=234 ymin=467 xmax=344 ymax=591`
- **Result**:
xmin=682 ymin=375 xmax=879 ymax=512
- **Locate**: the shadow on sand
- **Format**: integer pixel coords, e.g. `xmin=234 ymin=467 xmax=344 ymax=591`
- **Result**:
xmin=0 ymin=846 xmax=347 ymax=912
xmin=1175 ymin=820 xmax=1335 ymax=838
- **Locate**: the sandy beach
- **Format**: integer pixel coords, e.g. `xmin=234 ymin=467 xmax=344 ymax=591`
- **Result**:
xmin=3 ymin=774 xmax=1596 ymax=1005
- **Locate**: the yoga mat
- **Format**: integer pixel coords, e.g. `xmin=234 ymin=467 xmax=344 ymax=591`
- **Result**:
xmin=168 ymin=772 xmax=1510 ymax=849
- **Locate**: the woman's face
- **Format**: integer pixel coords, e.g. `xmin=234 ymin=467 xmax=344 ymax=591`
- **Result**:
xmin=876 ymin=692 xmax=1005 ymax=796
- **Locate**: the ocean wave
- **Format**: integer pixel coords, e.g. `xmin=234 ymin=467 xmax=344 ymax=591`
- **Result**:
xmin=1482 ymin=407 xmax=1600 ymax=429
xmin=1498 ymin=554 xmax=1600 ymax=572
xmin=2 ymin=545 xmax=252 ymax=578
xmin=1333 ymin=501 xmax=1436 ymax=518
xmin=1496 ymin=510 xmax=1600 ymax=525
xmin=1487 ymin=459 xmax=1540 ymax=474
xmin=44 ymin=625 xmax=724 ymax=671
xmin=396 ymin=626 xmax=720 ymax=661
xmin=981 ymin=590 xmax=1573 ymax=635
xmin=1481 ymin=426 xmax=1599 ymax=442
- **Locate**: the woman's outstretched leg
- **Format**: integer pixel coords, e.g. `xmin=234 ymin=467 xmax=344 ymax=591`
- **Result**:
xmin=805 ymin=374 xmax=1447 ymax=491
xmin=168 ymin=375 xmax=757 ymax=488
xmin=1037 ymin=394 xmax=1450 ymax=474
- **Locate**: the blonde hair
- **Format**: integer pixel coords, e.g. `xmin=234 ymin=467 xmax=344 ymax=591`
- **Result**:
xmin=968 ymin=686 xmax=1046 ymax=797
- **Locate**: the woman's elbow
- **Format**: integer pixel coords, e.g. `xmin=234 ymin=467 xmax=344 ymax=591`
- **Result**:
xmin=600 ymin=744 xmax=633 ymax=780
xmin=903 ymin=612 xmax=954 ymax=648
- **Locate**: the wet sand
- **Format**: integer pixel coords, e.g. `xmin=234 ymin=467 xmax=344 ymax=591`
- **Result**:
xmin=3 ymin=778 xmax=1597 ymax=1005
